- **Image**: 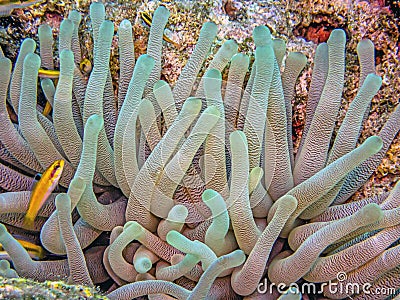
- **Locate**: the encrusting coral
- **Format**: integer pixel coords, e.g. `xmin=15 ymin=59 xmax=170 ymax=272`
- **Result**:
xmin=0 ymin=1 xmax=399 ymax=299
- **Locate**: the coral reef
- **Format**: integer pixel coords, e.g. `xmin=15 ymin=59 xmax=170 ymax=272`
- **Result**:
xmin=0 ymin=276 xmax=107 ymax=299
xmin=0 ymin=0 xmax=399 ymax=299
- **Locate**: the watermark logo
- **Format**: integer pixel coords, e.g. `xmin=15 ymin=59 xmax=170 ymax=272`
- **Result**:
xmin=257 ymin=272 xmax=397 ymax=298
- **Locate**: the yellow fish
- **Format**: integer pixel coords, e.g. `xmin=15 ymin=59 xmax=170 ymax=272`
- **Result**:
xmin=42 ymin=101 xmax=52 ymax=116
xmin=23 ymin=160 xmax=64 ymax=229
xmin=38 ymin=68 xmax=60 ymax=79
xmin=79 ymin=58 xmax=92 ymax=75
xmin=140 ymin=11 xmax=180 ymax=48
xmin=38 ymin=69 xmax=60 ymax=116
xmin=0 ymin=239 xmax=45 ymax=260
xmin=0 ymin=0 xmax=44 ymax=17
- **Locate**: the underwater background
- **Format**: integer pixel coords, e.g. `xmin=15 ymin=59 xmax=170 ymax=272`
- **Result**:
xmin=0 ymin=0 xmax=399 ymax=299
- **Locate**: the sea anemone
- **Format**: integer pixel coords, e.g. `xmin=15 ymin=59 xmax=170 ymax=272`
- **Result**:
xmin=0 ymin=2 xmax=399 ymax=299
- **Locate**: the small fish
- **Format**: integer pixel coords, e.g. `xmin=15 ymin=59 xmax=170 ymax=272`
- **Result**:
xmin=0 ymin=0 xmax=44 ymax=17
xmin=140 ymin=11 xmax=180 ymax=48
xmin=38 ymin=68 xmax=60 ymax=79
xmin=23 ymin=159 xmax=64 ymax=229
xmin=0 ymin=239 xmax=45 ymax=260
xmin=79 ymin=58 xmax=92 ymax=75
xmin=42 ymin=101 xmax=52 ymax=116
xmin=38 ymin=70 xmax=59 ymax=116
xmin=29 ymin=172 xmax=41 ymax=191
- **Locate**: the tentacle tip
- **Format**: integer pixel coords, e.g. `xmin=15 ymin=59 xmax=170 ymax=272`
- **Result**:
xmin=153 ymin=79 xmax=168 ymax=91
xmin=365 ymin=73 xmax=382 ymax=87
xmin=0 ymin=56 xmax=12 ymax=70
xmin=60 ymin=19 xmax=73 ymax=32
xmin=231 ymin=53 xmax=250 ymax=65
xmin=230 ymin=249 xmax=246 ymax=266
xmin=183 ymin=97 xmax=202 ymax=112
xmin=229 ymin=130 xmax=246 ymax=144
xmin=201 ymin=22 xmax=218 ymax=35
xmin=134 ymin=257 xmax=153 ymax=274
xmin=357 ymin=38 xmax=374 ymax=51
xmin=168 ymin=204 xmax=189 ymax=219
xmin=38 ymin=23 xmax=52 ymax=34
xmin=223 ymin=39 xmax=239 ymax=52
xmin=204 ymin=105 xmax=221 ymax=118
xmin=21 ymin=38 xmax=37 ymax=50
xmin=68 ymin=10 xmax=81 ymax=22
xmin=253 ymin=25 xmax=272 ymax=46
xmin=365 ymin=135 xmax=383 ymax=153
xmin=60 ymin=49 xmax=74 ymax=63
xmin=119 ymin=19 xmax=132 ymax=30
xmin=86 ymin=114 xmax=104 ymax=130
xmin=90 ymin=1 xmax=105 ymax=12
xmin=165 ymin=230 xmax=182 ymax=245
xmin=250 ymin=166 xmax=264 ymax=178
xmin=100 ymin=20 xmax=115 ymax=35
xmin=361 ymin=203 xmax=383 ymax=223
xmin=281 ymin=194 xmax=298 ymax=209
xmin=327 ymin=29 xmax=346 ymax=45
xmin=70 ymin=176 xmax=86 ymax=191
xmin=155 ymin=5 xmax=170 ymax=18
xmin=24 ymin=53 xmax=41 ymax=70
xmin=136 ymin=54 xmax=156 ymax=71
xmin=124 ymin=221 xmax=143 ymax=234
xmin=202 ymin=189 xmax=219 ymax=202
xmin=204 ymin=68 xmax=222 ymax=80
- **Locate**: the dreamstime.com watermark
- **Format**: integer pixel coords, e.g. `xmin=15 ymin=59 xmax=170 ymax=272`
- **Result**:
xmin=257 ymin=272 xmax=397 ymax=298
